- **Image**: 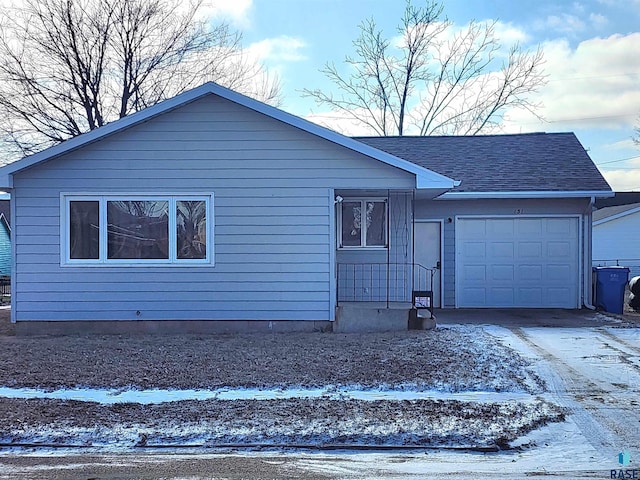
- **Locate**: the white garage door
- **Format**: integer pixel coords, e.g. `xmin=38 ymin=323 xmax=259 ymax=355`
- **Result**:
xmin=456 ymin=217 xmax=580 ymax=308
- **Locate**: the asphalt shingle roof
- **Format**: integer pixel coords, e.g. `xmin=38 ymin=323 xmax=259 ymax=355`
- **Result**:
xmin=355 ymin=132 xmax=612 ymax=193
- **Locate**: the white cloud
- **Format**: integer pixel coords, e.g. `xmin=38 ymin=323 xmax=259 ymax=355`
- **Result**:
xmin=597 ymin=0 xmax=640 ymax=6
xmin=532 ymin=3 xmax=614 ymax=36
xmin=198 ymin=0 xmax=253 ymax=27
xmin=606 ymin=138 xmax=639 ymax=151
xmin=493 ymin=21 xmax=531 ymax=45
xmin=391 ymin=19 xmax=529 ymax=59
xmin=595 ymin=150 xmax=640 ymax=191
xmin=247 ymin=36 xmax=307 ymax=63
xmin=541 ymin=13 xmax=586 ymax=34
xmin=601 ymin=168 xmax=640 ymax=191
xmin=584 ymin=128 xmax=640 ymax=192
xmin=589 ymin=12 xmax=609 ymax=28
xmin=503 ymin=33 xmax=640 ymax=133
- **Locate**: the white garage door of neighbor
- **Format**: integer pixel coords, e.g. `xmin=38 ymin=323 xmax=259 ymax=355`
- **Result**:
xmin=456 ymin=217 xmax=580 ymax=308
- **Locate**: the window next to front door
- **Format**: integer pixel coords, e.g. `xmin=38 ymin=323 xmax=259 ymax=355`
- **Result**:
xmin=338 ymin=198 xmax=387 ymax=249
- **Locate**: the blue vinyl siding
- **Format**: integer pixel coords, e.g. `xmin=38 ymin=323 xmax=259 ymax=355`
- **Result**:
xmin=12 ymin=94 xmax=414 ymax=322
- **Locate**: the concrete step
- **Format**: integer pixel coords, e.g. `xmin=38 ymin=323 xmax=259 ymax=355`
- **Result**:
xmin=335 ymin=304 xmax=436 ymax=333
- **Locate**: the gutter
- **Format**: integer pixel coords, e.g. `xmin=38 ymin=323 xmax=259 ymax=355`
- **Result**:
xmin=437 ymin=190 xmax=615 ymax=200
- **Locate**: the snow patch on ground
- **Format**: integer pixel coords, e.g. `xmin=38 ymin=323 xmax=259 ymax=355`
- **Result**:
xmin=0 ymin=398 xmax=564 ymax=451
xmin=0 ymin=386 xmax=537 ymax=404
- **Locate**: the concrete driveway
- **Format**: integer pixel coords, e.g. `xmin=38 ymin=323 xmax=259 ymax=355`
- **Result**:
xmin=435 ymin=307 xmax=626 ymax=327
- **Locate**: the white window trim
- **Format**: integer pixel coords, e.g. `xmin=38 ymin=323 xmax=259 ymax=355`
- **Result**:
xmin=60 ymin=193 xmax=215 ymax=266
xmin=337 ymin=197 xmax=388 ymax=250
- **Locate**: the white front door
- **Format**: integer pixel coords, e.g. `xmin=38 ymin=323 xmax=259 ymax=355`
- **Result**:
xmin=414 ymin=221 xmax=442 ymax=308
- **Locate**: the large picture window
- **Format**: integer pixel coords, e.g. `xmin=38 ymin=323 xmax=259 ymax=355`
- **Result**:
xmin=64 ymin=194 xmax=212 ymax=264
xmin=338 ymin=198 xmax=387 ymax=248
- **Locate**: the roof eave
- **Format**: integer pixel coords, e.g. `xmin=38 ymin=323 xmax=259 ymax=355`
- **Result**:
xmin=416 ymin=174 xmax=461 ymax=190
xmin=593 ymin=205 xmax=640 ymax=225
xmin=437 ymin=190 xmax=614 ymax=200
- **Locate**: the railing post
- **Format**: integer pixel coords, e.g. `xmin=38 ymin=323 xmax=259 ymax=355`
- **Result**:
xmin=353 ymin=264 xmax=357 ymax=302
xmin=336 ymin=263 xmax=340 ymax=307
xmin=386 ymin=262 xmax=390 ymax=308
xmin=370 ymin=263 xmax=373 ymax=302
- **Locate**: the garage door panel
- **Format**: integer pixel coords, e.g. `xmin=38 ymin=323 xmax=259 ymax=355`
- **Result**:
xmin=491 ymin=242 xmax=514 ymax=258
xmin=518 ymin=265 xmax=543 ymax=281
xmin=464 ymin=220 xmax=486 ymax=235
xmin=457 ymin=217 xmax=579 ymax=308
xmin=491 ymin=288 xmax=515 ymax=305
xmin=490 ymin=219 xmax=514 ymax=235
xmin=517 ymin=287 xmax=543 ymax=305
xmin=462 ymin=288 xmax=486 ymax=305
xmin=547 ymin=264 xmax=572 ymax=281
xmin=518 ymin=218 xmax=543 ymax=234
xmin=547 ymin=217 xmax=574 ymax=235
xmin=463 ymin=265 xmax=486 ymax=281
xmin=547 ymin=287 xmax=573 ymax=306
xmin=519 ymin=242 xmax=542 ymax=257
xmin=463 ymin=241 xmax=486 ymax=258
xmin=492 ymin=265 xmax=514 ymax=281
xmin=548 ymin=241 xmax=571 ymax=257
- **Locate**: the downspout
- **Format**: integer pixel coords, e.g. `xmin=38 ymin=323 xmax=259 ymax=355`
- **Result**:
xmin=583 ymin=196 xmax=596 ymax=310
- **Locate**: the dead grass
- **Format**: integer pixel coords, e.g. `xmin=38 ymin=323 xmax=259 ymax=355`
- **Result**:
xmin=0 ymin=321 xmax=563 ymax=450
xmin=0 ymin=323 xmax=543 ymax=393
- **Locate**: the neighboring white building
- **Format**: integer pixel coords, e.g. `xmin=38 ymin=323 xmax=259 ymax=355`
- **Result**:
xmin=593 ymin=202 xmax=640 ymax=278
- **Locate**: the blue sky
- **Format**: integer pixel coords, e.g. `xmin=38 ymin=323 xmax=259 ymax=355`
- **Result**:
xmin=212 ymin=0 xmax=640 ymax=190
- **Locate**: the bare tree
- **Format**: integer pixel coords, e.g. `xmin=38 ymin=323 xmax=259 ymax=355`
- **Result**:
xmin=0 ymin=0 xmax=281 ymax=158
xmin=303 ymin=1 xmax=545 ymax=136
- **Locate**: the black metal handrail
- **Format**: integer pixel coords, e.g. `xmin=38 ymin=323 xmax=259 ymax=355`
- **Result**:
xmin=336 ymin=263 xmax=435 ymax=307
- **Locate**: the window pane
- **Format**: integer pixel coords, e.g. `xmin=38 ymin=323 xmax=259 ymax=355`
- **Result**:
xmin=176 ymin=200 xmax=207 ymax=259
xmin=107 ymin=201 xmax=169 ymax=259
xmin=365 ymin=201 xmax=386 ymax=246
xmin=69 ymin=201 xmax=99 ymax=259
xmin=341 ymin=201 xmax=362 ymax=247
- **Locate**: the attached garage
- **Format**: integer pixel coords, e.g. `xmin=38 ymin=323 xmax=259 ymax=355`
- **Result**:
xmin=456 ymin=216 xmax=581 ymax=308
xmin=358 ymin=133 xmax=613 ymax=311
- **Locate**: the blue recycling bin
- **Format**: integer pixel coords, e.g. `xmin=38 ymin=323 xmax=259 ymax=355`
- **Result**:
xmin=593 ymin=266 xmax=630 ymax=314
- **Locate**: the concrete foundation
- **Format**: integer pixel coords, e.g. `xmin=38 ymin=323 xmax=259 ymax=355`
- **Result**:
xmin=15 ymin=319 xmax=333 ymax=336
xmin=14 ymin=309 xmax=439 ymax=336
